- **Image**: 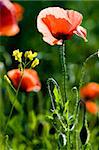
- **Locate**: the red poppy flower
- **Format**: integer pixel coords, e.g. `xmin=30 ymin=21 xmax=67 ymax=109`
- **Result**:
xmin=80 ymin=82 xmax=99 ymax=114
xmin=80 ymin=82 xmax=99 ymax=100
xmin=7 ymin=69 xmax=41 ymax=92
xmin=85 ymin=101 xmax=99 ymax=115
xmin=0 ymin=0 xmax=24 ymax=36
xmin=37 ymin=7 xmax=87 ymax=45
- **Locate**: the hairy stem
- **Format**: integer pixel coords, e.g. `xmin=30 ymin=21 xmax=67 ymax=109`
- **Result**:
xmin=72 ymin=87 xmax=79 ymax=150
xmin=60 ymin=42 xmax=68 ymax=103
xmin=61 ymin=42 xmax=70 ymax=149
xmin=62 ymin=42 xmax=67 ymax=103
xmin=79 ymin=51 xmax=98 ymax=89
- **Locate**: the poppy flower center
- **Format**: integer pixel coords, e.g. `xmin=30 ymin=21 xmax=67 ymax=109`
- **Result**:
xmin=42 ymin=14 xmax=73 ymax=41
xmin=53 ymin=32 xmax=71 ymax=40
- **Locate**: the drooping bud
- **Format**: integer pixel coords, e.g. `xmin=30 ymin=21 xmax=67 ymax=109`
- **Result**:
xmin=80 ymin=125 xmax=88 ymax=145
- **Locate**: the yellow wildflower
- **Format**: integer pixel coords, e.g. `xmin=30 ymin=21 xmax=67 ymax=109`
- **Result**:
xmin=24 ymin=50 xmax=38 ymax=61
xmin=13 ymin=49 xmax=23 ymax=62
xmin=31 ymin=58 xmax=39 ymax=68
xmin=24 ymin=51 xmax=32 ymax=58
xmin=32 ymin=52 xmax=38 ymax=58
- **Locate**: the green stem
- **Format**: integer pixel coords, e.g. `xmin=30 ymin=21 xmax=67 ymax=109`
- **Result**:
xmin=61 ymin=42 xmax=68 ymax=103
xmin=72 ymin=87 xmax=79 ymax=150
xmin=61 ymin=42 xmax=70 ymax=149
xmin=9 ymin=82 xmax=16 ymax=93
xmin=67 ymin=112 xmax=70 ymax=150
xmin=75 ymin=103 xmax=80 ymax=150
xmin=25 ymin=60 xmax=32 ymax=68
xmin=4 ymin=71 xmax=24 ymax=133
xmin=79 ymin=51 xmax=98 ymax=89
xmin=62 ymin=42 xmax=70 ymax=150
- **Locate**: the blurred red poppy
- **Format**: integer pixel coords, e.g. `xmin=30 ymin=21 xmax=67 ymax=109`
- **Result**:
xmin=37 ymin=7 xmax=87 ymax=45
xmin=80 ymin=82 xmax=99 ymax=100
xmin=80 ymin=82 xmax=99 ymax=114
xmin=85 ymin=101 xmax=98 ymax=115
xmin=7 ymin=69 xmax=41 ymax=92
xmin=13 ymin=2 xmax=24 ymax=22
xmin=0 ymin=0 xmax=24 ymax=36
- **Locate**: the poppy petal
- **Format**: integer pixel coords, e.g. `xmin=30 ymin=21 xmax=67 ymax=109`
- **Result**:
xmin=73 ymin=26 xmax=87 ymax=42
xmin=80 ymin=82 xmax=99 ymax=100
xmin=85 ymin=101 xmax=98 ymax=114
xmin=0 ymin=0 xmax=20 ymax=36
xmin=7 ymin=69 xmax=21 ymax=89
xmin=21 ymin=69 xmax=41 ymax=92
xmin=13 ymin=2 xmax=24 ymax=22
xmin=65 ymin=10 xmax=82 ymax=33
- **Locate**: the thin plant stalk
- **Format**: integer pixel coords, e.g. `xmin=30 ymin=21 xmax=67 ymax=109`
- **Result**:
xmin=4 ymin=58 xmax=31 ymax=132
xmin=61 ymin=42 xmax=68 ymax=103
xmin=4 ymin=71 xmax=24 ymax=133
xmin=47 ymin=78 xmax=56 ymax=111
xmin=79 ymin=51 xmax=98 ymax=89
xmin=61 ymin=42 xmax=70 ymax=150
xmin=75 ymin=104 xmax=80 ymax=150
xmin=66 ymin=113 xmax=70 ymax=150
xmin=72 ymin=87 xmax=79 ymax=150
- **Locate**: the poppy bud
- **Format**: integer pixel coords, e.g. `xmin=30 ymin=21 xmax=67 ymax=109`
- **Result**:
xmin=80 ymin=125 xmax=88 ymax=145
xmin=49 ymin=127 xmax=56 ymax=135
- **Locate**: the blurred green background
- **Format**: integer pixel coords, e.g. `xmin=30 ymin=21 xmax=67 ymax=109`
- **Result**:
xmin=0 ymin=1 xmax=99 ymax=149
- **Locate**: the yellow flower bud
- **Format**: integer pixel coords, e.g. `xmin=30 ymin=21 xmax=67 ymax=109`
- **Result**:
xmin=31 ymin=58 xmax=39 ymax=68
xmin=32 ymin=52 xmax=38 ymax=58
xmin=24 ymin=50 xmax=38 ymax=61
xmin=24 ymin=51 xmax=32 ymax=58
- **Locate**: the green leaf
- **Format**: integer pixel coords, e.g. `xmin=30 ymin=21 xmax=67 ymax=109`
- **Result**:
xmin=64 ymin=101 xmax=69 ymax=114
xmin=28 ymin=110 xmax=37 ymax=130
xmin=8 ymin=115 xmax=23 ymax=133
xmin=47 ymin=115 xmax=54 ymax=120
xmin=53 ymin=85 xmax=61 ymax=104
xmin=6 ymin=84 xmax=22 ymax=112
xmin=0 ymin=134 xmax=11 ymax=150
